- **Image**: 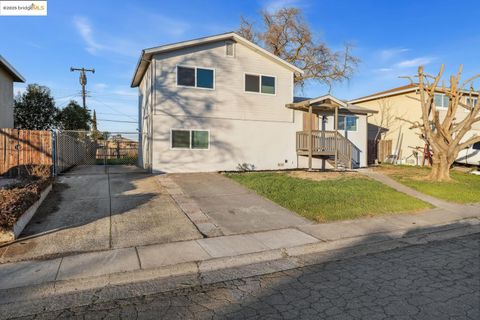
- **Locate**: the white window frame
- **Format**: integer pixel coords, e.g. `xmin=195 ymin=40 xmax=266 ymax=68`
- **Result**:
xmin=434 ymin=93 xmax=449 ymax=110
xmin=225 ymin=41 xmax=235 ymax=57
xmin=170 ymin=129 xmax=211 ymax=150
xmin=243 ymin=72 xmax=277 ymax=96
xmin=466 ymin=96 xmax=478 ymax=108
xmin=337 ymin=115 xmax=358 ymax=132
xmin=176 ymin=65 xmax=215 ymax=90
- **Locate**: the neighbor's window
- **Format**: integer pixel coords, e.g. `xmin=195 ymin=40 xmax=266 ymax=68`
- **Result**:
xmin=338 ymin=116 xmax=357 ymax=131
xmin=434 ymin=94 xmax=449 ymax=109
xmin=244 ymin=74 xmax=275 ymax=94
xmin=177 ymin=66 xmax=214 ymax=89
xmin=466 ymin=97 xmax=478 ymax=108
xmin=225 ymin=41 xmax=235 ymax=57
xmin=171 ymin=129 xmax=209 ymax=149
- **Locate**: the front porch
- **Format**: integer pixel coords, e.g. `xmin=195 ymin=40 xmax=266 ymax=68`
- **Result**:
xmin=287 ymin=95 xmax=354 ymax=171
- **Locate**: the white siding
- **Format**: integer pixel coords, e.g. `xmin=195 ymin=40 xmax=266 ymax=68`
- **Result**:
xmin=148 ymin=40 xmax=300 ymax=172
xmin=0 ymin=67 xmax=14 ymax=128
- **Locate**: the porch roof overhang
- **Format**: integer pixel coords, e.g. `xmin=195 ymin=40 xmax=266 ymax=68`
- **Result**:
xmin=286 ymin=94 xmax=378 ymax=114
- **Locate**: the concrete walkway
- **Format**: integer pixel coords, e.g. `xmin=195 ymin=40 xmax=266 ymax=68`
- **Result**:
xmin=0 ymin=166 xmax=202 ymax=263
xmin=167 ymin=173 xmax=312 ymax=235
xmin=358 ymin=169 xmax=469 ymax=211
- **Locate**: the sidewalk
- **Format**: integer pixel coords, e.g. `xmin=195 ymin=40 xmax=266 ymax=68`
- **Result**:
xmin=0 ymin=203 xmax=478 ymax=293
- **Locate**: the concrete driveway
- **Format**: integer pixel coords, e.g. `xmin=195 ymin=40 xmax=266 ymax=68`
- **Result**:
xmin=0 ymin=165 xmax=202 ymax=263
xmin=169 ymin=173 xmax=311 ymax=235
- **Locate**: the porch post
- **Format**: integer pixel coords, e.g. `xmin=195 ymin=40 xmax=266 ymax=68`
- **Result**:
xmin=334 ymin=106 xmax=338 ymax=170
xmin=308 ymin=105 xmax=313 ymax=171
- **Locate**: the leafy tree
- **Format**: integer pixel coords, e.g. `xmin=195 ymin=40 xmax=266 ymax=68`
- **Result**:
xmin=14 ymin=84 xmax=59 ymax=130
xmin=238 ymin=8 xmax=359 ymax=88
xmin=59 ymin=100 xmax=92 ymax=130
xmin=91 ymin=109 xmax=102 ymax=140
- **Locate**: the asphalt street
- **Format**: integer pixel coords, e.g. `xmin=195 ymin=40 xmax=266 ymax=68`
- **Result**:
xmin=13 ymin=233 xmax=479 ymax=320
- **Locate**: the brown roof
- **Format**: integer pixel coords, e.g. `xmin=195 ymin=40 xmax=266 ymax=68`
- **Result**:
xmin=350 ymin=83 xmax=479 ymax=104
xmin=350 ymin=83 xmax=418 ymax=103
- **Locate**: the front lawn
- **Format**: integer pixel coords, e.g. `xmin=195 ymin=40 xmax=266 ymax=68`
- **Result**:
xmin=225 ymin=172 xmax=431 ymax=223
xmin=374 ymin=165 xmax=480 ymax=204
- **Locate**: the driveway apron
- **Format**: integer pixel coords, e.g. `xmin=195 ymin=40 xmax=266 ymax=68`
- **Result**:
xmin=169 ymin=173 xmax=311 ymax=235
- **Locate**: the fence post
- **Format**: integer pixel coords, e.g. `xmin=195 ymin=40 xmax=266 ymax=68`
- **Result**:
xmin=52 ymin=130 xmax=56 ymax=176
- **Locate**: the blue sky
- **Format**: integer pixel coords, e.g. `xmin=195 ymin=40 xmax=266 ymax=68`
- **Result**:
xmin=1 ymin=0 xmax=479 ymax=132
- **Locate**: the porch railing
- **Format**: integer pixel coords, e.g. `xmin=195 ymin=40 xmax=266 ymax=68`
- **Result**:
xmin=296 ymin=130 xmax=353 ymax=169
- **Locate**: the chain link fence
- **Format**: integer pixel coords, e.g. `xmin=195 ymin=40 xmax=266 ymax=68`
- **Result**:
xmin=54 ymin=130 xmax=139 ymax=174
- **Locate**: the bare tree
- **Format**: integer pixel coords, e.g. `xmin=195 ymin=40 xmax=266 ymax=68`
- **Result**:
xmin=400 ymin=65 xmax=480 ymax=181
xmin=238 ymin=8 xmax=359 ymax=88
xmin=373 ymin=99 xmax=402 ymax=141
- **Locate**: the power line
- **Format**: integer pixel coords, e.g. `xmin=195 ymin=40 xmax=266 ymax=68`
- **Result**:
xmin=97 ymin=119 xmax=138 ymax=123
xmin=96 ymin=112 xmax=137 ymax=118
xmin=89 ymin=96 xmax=137 ymax=121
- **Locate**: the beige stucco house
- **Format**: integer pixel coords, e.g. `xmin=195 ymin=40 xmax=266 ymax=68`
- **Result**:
xmin=0 ymin=55 xmax=25 ymax=128
xmin=350 ymin=84 xmax=480 ymax=165
xmin=132 ymin=32 xmax=375 ymax=173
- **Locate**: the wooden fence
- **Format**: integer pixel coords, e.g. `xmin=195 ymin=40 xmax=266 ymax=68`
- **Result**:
xmin=0 ymin=129 xmax=53 ymax=177
xmin=367 ymin=139 xmax=393 ymax=164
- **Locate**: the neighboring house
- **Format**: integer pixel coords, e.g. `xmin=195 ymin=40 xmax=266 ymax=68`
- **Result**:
xmin=350 ymin=84 xmax=480 ymax=165
xmin=0 ymin=55 xmax=25 ymax=128
xmin=131 ymin=32 xmax=375 ymax=173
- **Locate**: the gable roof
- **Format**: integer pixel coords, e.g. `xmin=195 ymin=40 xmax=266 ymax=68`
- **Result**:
xmin=350 ymin=83 xmax=479 ymax=104
xmin=131 ymin=32 xmax=304 ymax=87
xmin=0 ymin=55 xmax=25 ymax=82
xmin=349 ymin=84 xmax=418 ymax=104
xmin=288 ymin=94 xmax=377 ymax=114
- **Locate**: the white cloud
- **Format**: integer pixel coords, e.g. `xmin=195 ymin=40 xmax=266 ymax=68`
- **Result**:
xmin=72 ymin=15 xmax=138 ymax=57
xmin=93 ymin=83 xmax=108 ymax=91
xmin=374 ymin=68 xmax=394 ymax=73
xmin=395 ymin=57 xmax=435 ymax=68
xmin=379 ymin=48 xmax=410 ymax=61
xmin=73 ymin=16 xmax=104 ymax=55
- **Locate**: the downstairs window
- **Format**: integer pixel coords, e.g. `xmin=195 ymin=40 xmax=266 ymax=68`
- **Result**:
xmin=171 ymin=129 xmax=209 ymax=149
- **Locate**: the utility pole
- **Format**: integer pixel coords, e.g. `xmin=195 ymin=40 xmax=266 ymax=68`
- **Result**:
xmin=70 ymin=67 xmax=95 ymax=109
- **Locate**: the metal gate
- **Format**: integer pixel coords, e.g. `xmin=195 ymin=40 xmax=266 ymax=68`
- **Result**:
xmin=54 ymin=130 xmax=139 ymax=174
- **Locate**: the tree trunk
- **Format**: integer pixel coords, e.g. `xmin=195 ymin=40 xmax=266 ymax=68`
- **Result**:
xmin=429 ymin=153 xmax=452 ymax=181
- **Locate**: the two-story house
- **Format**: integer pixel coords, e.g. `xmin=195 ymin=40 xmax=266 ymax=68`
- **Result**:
xmin=131 ymin=32 xmax=375 ymax=173
xmin=350 ymin=84 xmax=480 ymax=165
xmin=0 ymin=55 xmax=25 ymax=128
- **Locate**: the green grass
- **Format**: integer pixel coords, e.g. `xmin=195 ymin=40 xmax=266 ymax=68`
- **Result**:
xmin=377 ymin=165 xmax=480 ymax=204
xmin=226 ymin=172 xmax=431 ymax=223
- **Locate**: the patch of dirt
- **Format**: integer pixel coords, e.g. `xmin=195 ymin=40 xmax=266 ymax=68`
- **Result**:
xmin=0 ymin=176 xmax=53 ymax=232
xmin=287 ymin=170 xmax=360 ymax=181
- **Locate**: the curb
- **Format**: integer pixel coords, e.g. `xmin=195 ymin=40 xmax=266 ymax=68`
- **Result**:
xmin=0 ymin=218 xmax=478 ymax=318
xmin=0 ymin=184 xmax=52 ymax=244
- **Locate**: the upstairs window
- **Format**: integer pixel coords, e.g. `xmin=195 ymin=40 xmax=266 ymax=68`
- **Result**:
xmin=244 ymin=74 xmax=275 ymax=94
xmin=225 ymin=41 xmax=235 ymax=57
xmin=338 ymin=116 xmax=357 ymax=131
xmin=434 ymin=94 xmax=449 ymax=109
xmin=177 ymin=66 xmax=214 ymax=89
